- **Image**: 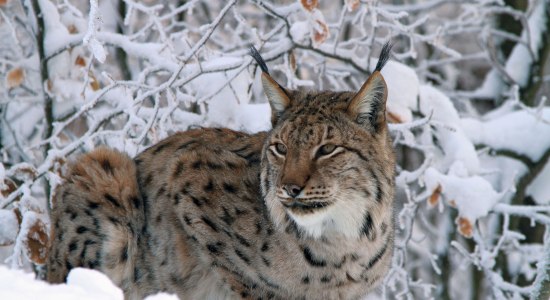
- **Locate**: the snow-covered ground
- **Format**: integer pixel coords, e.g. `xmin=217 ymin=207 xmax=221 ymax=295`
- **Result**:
xmin=0 ymin=266 xmax=177 ymax=300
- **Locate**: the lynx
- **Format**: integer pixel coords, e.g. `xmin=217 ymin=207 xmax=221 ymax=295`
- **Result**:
xmin=46 ymin=44 xmax=396 ymax=299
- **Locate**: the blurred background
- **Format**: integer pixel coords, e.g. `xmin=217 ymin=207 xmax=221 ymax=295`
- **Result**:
xmin=0 ymin=0 xmax=549 ymax=299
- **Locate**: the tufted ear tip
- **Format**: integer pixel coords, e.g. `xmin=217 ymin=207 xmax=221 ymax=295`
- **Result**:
xmin=250 ymin=46 xmax=291 ymax=125
xmin=346 ymin=72 xmax=388 ymax=132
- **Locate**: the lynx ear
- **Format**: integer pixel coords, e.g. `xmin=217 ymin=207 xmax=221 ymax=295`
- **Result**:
xmin=347 ymin=42 xmax=392 ymax=132
xmin=249 ymin=46 xmax=291 ymax=124
xmin=347 ymin=72 xmax=388 ymax=131
xmin=261 ymin=74 xmax=291 ymax=123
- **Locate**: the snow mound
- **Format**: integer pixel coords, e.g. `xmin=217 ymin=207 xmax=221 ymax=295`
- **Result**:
xmin=461 ymin=109 xmax=550 ymax=161
xmin=423 ymin=167 xmax=503 ymax=222
xmin=0 ymin=266 xmax=177 ymax=300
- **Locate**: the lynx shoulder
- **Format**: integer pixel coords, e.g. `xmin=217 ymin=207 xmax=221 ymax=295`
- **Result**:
xmin=47 ymin=43 xmax=396 ymax=299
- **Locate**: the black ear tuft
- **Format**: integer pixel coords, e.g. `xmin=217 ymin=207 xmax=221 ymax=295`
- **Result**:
xmin=374 ymin=42 xmax=393 ymax=72
xmin=249 ymin=46 xmax=269 ymax=74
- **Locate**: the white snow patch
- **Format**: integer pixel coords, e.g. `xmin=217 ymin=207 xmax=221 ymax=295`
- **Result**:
xmin=423 ymin=167 xmax=503 ymax=221
xmin=290 ymin=21 xmax=309 ymax=43
xmin=527 ymin=160 xmax=550 ymax=205
xmin=504 ymin=0 xmax=548 ymax=86
xmin=419 ymin=85 xmax=480 ymax=174
xmin=461 ymin=109 xmax=550 ymax=161
xmin=0 ymin=266 xmax=177 ymax=300
xmin=377 ymin=60 xmax=419 ymax=123
xmin=0 ymin=210 xmax=19 ymax=246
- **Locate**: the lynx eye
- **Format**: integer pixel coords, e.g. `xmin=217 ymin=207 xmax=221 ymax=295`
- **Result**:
xmin=274 ymin=143 xmax=287 ymax=155
xmin=318 ymin=144 xmax=337 ymax=156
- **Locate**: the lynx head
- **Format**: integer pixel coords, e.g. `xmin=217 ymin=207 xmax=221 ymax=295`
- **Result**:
xmin=252 ymin=44 xmax=395 ymax=239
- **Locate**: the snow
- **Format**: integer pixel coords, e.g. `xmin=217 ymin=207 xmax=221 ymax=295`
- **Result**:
xmin=461 ymin=109 xmax=550 ymax=161
xmin=527 ymin=160 xmax=550 ymax=205
xmin=378 ymin=60 xmax=419 ymax=124
xmin=419 ymin=85 xmax=480 ymax=174
xmin=83 ymin=0 xmax=107 ymax=63
xmin=504 ymin=0 xmax=548 ymax=87
xmin=289 ymin=21 xmax=309 ymax=43
xmin=0 ymin=209 xmax=18 ymax=246
xmin=423 ymin=167 xmax=503 ymax=222
xmin=0 ymin=266 xmax=177 ymax=300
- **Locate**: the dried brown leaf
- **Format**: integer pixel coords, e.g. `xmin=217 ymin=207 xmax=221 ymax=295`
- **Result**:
xmin=1 ymin=178 xmax=17 ymax=198
xmin=387 ymin=111 xmax=404 ymax=123
xmin=67 ymin=24 xmax=78 ymax=34
xmin=25 ymin=218 xmax=49 ymax=265
xmin=345 ymin=0 xmax=360 ymax=11
xmin=289 ymin=51 xmax=296 ymax=72
xmin=312 ymin=19 xmax=329 ymax=46
xmin=428 ymin=184 xmax=442 ymax=207
xmin=75 ymin=55 xmax=86 ymax=67
xmin=7 ymin=67 xmax=25 ymax=88
xmin=89 ymin=72 xmax=100 ymax=91
xmin=456 ymin=216 xmax=473 ymax=238
xmin=300 ymin=0 xmax=318 ymax=11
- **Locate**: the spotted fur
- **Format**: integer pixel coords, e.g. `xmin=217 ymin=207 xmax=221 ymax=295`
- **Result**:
xmin=47 ymin=44 xmax=396 ymax=299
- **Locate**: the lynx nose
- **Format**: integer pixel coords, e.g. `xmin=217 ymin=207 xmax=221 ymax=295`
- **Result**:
xmin=283 ymin=184 xmax=303 ymax=198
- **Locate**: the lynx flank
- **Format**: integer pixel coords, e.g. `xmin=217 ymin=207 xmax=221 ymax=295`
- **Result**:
xmin=46 ymin=44 xmax=396 ymax=299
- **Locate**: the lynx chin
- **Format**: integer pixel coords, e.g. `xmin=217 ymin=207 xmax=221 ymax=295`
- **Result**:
xmin=46 ymin=43 xmax=396 ymax=299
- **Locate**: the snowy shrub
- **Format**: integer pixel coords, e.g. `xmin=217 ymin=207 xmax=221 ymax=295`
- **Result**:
xmin=0 ymin=0 xmax=549 ymax=299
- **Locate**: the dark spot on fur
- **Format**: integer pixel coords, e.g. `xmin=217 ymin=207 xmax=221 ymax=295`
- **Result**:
xmin=204 ymin=179 xmax=214 ymax=192
xmin=108 ymin=216 xmax=120 ymax=225
xmin=84 ymin=240 xmax=96 ymax=246
xmin=156 ymin=185 xmax=166 ymax=198
xmin=221 ymin=207 xmax=235 ymax=225
xmin=104 ymin=193 xmax=121 ymax=208
xmin=366 ymin=243 xmax=389 ymax=269
xmin=303 ymin=247 xmax=326 ymax=267
xmin=201 ymin=216 xmax=218 ymax=232
xmin=174 ymin=161 xmax=184 ymax=177
xmin=134 ymin=266 xmax=142 ymax=282
xmin=235 ymin=233 xmax=251 ymax=248
xmin=143 ymin=174 xmax=153 ymax=186
xmin=261 ymin=242 xmax=269 ymax=252
xmin=68 ymin=241 xmax=78 ymax=252
xmin=223 ymin=182 xmax=237 ymax=194
xmin=235 ymin=208 xmax=247 ymax=215
xmin=321 ymin=275 xmax=332 ymax=283
xmin=76 ymin=226 xmax=89 ymax=234
xmin=176 ymin=141 xmax=197 ymax=151
xmin=206 ymin=161 xmax=223 ymax=169
xmin=130 ymin=196 xmax=140 ymax=209
xmin=87 ymin=202 xmax=99 ymax=209
xmin=88 ymin=260 xmax=99 ymax=269
xmin=191 ymin=196 xmax=203 ymax=207
xmin=302 ymin=276 xmax=310 ymax=284
xmin=262 ymin=256 xmax=271 ymax=267
xmin=153 ymin=142 xmax=170 ymax=154
xmin=361 ymin=212 xmax=374 ymax=238
xmin=235 ymin=248 xmax=251 ymax=265
xmin=183 ymin=215 xmax=192 ymax=225
xmin=120 ymin=245 xmax=128 ymax=262
xmin=192 ymin=161 xmax=202 ymax=169
xmin=100 ymin=159 xmax=113 ymax=174
xmin=207 ymin=242 xmax=223 ymax=254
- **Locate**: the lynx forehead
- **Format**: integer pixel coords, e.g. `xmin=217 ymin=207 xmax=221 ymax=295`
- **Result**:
xmin=46 ymin=43 xmax=396 ymax=299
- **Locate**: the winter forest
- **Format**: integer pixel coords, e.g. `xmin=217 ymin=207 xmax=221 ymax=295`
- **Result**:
xmin=0 ymin=0 xmax=549 ymax=299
